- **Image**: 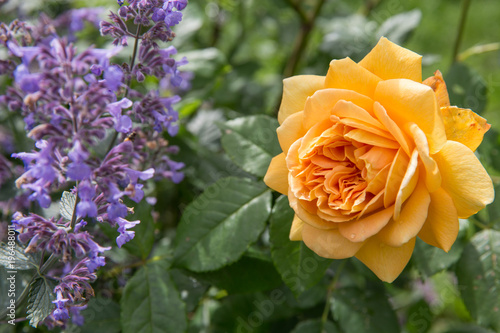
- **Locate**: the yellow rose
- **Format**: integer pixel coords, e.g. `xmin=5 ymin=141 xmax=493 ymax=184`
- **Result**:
xmin=264 ymin=37 xmax=494 ymax=282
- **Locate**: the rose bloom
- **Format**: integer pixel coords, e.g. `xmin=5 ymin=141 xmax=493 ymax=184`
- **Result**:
xmin=264 ymin=37 xmax=494 ymax=282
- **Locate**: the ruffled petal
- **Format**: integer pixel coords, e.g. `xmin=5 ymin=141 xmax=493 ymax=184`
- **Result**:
xmin=359 ymin=37 xmax=422 ymax=82
xmin=418 ymin=187 xmax=459 ymax=252
xmin=264 ymin=153 xmax=289 ymax=195
xmin=440 ymin=106 xmax=491 ymax=152
xmin=325 ymin=57 xmax=381 ymax=99
xmin=393 ymin=149 xmax=419 ymax=220
xmin=302 ymin=223 xmax=364 ymax=259
xmin=278 ymin=75 xmax=325 ymax=124
xmin=433 ymin=140 xmax=494 ymax=218
xmin=374 ymin=79 xmax=446 ymax=154
xmin=355 ymin=235 xmax=416 ymax=283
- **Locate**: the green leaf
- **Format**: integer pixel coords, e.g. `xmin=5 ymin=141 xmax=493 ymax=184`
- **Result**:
xmin=291 ymin=319 xmax=339 ymax=333
xmin=189 ymin=253 xmax=283 ymax=294
xmin=121 ymin=200 xmax=155 ymax=260
xmin=79 ymin=297 xmax=121 ymax=333
xmin=27 ymin=277 xmax=55 ymax=328
xmin=442 ymin=323 xmax=497 ymax=333
xmin=170 ymin=269 xmax=209 ymax=313
xmin=59 ymin=191 xmax=76 ymax=221
xmin=173 ymin=177 xmax=272 ymax=272
xmin=376 ymin=10 xmax=422 ymax=45
xmin=121 ymin=260 xmax=187 ymax=333
xmin=445 ymin=62 xmax=487 ymax=114
xmin=269 ymin=195 xmax=332 ymax=296
xmin=412 ymin=219 xmax=469 ymax=277
xmin=220 ymin=115 xmax=281 ymax=178
xmin=0 ymin=242 xmax=38 ymax=270
xmin=331 ymin=286 xmax=400 ymax=333
xmin=456 ymin=229 xmax=500 ymax=331
xmin=405 ymin=299 xmax=432 ymax=333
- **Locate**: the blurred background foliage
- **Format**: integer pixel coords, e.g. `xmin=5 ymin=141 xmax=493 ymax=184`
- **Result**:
xmin=1 ymin=0 xmax=500 ymax=332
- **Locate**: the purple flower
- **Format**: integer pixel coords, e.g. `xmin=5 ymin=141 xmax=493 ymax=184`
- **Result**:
xmin=164 ymin=11 xmax=183 ymax=27
xmin=116 ymin=217 xmax=140 ymax=247
xmin=67 ymin=141 xmax=91 ymax=181
xmin=13 ymin=64 xmax=41 ymax=93
xmin=104 ymin=65 xmax=123 ymax=91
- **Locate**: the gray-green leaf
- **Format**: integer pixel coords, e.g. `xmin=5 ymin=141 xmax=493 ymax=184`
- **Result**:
xmin=59 ymin=191 xmax=76 ymax=221
xmin=376 ymin=10 xmax=422 ymax=45
xmin=0 ymin=242 xmax=38 ymax=270
xmin=121 ymin=260 xmax=187 ymax=333
xmin=269 ymin=195 xmax=331 ymax=296
xmin=220 ymin=115 xmax=281 ymax=178
xmin=27 ymin=277 xmax=55 ymax=328
xmin=173 ymin=177 xmax=272 ymax=272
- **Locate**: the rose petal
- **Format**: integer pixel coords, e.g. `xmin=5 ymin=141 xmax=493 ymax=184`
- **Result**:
xmin=418 ymin=187 xmax=459 ymax=252
xmin=384 ymin=148 xmax=409 ymax=208
xmin=422 ymin=70 xmax=450 ymax=108
xmin=375 ymin=79 xmax=446 ymax=154
xmin=331 ymin=100 xmax=384 ymax=128
xmin=277 ymin=111 xmax=306 ymax=154
xmin=344 ymin=129 xmax=400 ymax=149
xmin=278 ymin=75 xmax=325 ymax=124
xmin=325 ymin=57 xmax=381 ymax=99
xmin=304 ymin=89 xmax=375 ymax=129
xmin=358 ymin=37 xmax=422 ymax=82
xmin=378 ymin=180 xmax=430 ymax=247
xmin=440 ymin=106 xmax=491 ymax=152
xmin=290 ymin=215 xmax=305 ymax=241
xmin=264 ymin=153 xmax=288 ymax=195
xmin=302 ymin=223 xmax=364 ymax=259
xmin=408 ymin=123 xmax=441 ymax=192
xmin=355 ymin=235 xmax=416 ymax=283
xmin=393 ymin=149 xmax=420 ymax=220
xmin=338 ymin=205 xmax=394 ymax=243
xmin=373 ymin=102 xmax=413 ymax=155
xmin=433 ymin=140 xmax=494 ymax=218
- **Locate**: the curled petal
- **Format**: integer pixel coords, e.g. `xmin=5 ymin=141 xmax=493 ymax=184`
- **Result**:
xmin=423 ymin=70 xmax=450 ymax=108
xmin=378 ymin=180 xmax=430 ymax=247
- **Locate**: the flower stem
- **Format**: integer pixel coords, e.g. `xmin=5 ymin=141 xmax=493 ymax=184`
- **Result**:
xmin=106 ymin=22 xmax=143 ymax=155
xmin=283 ymin=0 xmax=326 ymax=78
xmin=321 ymin=260 xmax=346 ymax=326
xmin=451 ymin=0 xmax=471 ymax=63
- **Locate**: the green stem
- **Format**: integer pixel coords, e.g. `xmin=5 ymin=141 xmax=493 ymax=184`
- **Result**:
xmin=451 ymin=0 xmax=471 ymax=63
xmin=321 ymin=260 xmax=346 ymax=325
xmin=283 ymin=0 xmax=326 ymax=78
xmin=106 ymin=23 xmax=142 ymax=155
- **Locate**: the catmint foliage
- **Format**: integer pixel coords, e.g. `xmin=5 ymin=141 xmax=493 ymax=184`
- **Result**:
xmin=0 ymin=0 xmax=189 ymax=328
